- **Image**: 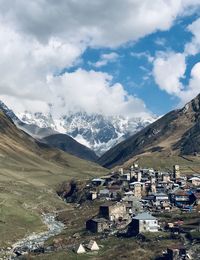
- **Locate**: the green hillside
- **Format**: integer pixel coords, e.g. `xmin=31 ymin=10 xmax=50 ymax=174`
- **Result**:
xmin=0 ymin=111 xmax=107 ymax=246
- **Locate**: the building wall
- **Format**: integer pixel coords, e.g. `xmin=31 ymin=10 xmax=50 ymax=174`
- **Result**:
xmin=134 ymin=184 xmax=142 ymax=198
xmin=139 ymin=219 xmax=158 ymax=233
xmin=109 ymin=203 xmax=126 ymax=221
xmin=86 ymin=219 xmax=108 ymax=233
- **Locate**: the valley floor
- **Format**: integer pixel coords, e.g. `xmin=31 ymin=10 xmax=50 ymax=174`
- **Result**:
xmin=0 ymin=153 xmax=106 ymax=249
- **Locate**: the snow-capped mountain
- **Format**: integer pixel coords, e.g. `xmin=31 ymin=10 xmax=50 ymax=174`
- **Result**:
xmin=17 ymin=111 xmax=157 ymax=155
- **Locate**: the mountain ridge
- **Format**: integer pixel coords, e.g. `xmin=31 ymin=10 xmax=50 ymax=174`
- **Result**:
xmin=98 ymin=93 xmax=200 ymax=168
xmin=41 ymin=133 xmax=98 ymax=162
xmin=0 ymin=101 xmax=98 ymax=162
xmin=17 ymin=110 xmax=156 ymax=155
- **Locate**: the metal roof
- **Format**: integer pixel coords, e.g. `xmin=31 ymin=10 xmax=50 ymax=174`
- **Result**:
xmin=133 ymin=212 xmax=157 ymax=220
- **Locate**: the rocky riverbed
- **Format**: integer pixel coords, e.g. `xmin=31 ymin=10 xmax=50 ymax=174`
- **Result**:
xmin=3 ymin=213 xmax=65 ymax=259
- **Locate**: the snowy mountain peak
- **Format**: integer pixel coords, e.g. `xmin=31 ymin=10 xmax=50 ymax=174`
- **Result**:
xmin=17 ymin=110 xmax=157 ymax=155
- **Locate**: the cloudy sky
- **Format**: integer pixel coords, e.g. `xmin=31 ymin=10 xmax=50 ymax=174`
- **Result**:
xmin=0 ymin=0 xmax=200 ymax=118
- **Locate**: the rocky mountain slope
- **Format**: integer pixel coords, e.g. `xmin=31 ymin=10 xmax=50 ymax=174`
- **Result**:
xmin=98 ymin=93 xmax=200 ymax=168
xmin=41 ymin=133 xmax=98 ymax=162
xmin=0 ymin=101 xmax=98 ymax=162
xmin=17 ymin=111 xmax=156 ymax=155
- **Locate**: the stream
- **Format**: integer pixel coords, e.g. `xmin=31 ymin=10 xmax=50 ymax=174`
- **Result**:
xmin=9 ymin=213 xmax=65 ymax=259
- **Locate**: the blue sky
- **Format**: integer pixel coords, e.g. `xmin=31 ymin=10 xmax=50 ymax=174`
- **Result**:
xmin=0 ymin=1 xmax=200 ymax=119
xmin=78 ymin=13 xmax=200 ymax=116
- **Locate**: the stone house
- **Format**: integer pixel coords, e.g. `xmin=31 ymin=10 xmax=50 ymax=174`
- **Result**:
xmin=99 ymin=202 xmax=127 ymax=221
xmin=188 ymin=177 xmax=200 ymax=186
xmin=129 ymin=212 xmax=159 ymax=234
xmin=98 ymin=189 xmax=110 ymax=199
xmin=86 ymin=218 xmax=109 ymax=233
xmin=162 ymin=173 xmax=171 ymax=182
xmin=129 ymin=182 xmax=142 ymax=198
xmin=123 ymin=196 xmax=142 ymax=214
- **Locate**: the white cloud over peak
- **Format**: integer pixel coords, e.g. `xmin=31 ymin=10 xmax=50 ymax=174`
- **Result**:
xmin=47 ymin=69 xmax=151 ymax=118
xmin=1 ymin=68 xmax=151 ymax=119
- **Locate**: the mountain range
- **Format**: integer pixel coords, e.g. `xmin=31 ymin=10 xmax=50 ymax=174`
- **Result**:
xmin=0 ymin=101 xmax=98 ymax=162
xmin=2 ymin=93 xmax=200 ymax=172
xmin=98 ymin=93 xmax=200 ymax=169
xmin=17 ymin=110 xmax=156 ymax=156
xmin=0 ymin=100 xmax=155 ymax=161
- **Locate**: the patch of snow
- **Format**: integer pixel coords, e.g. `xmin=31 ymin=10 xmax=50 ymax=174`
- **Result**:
xmin=16 ymin=110 xmax=157 ymax=155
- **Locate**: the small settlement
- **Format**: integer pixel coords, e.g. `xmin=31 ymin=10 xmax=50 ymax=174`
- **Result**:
xmin=54 ymin=163 xmax=200 ymax=259
xmin=86 ymin=164 xmax=199 ymax=233
xmin=79 ymin=163 xmax=200 ymax=258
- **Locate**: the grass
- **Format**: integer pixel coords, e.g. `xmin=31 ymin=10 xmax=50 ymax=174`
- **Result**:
xmin=0 ymin=143 xmax=107 ymax=247
xmin=23 ymin=200 xmax=184 ymax=260
xmin=30 ymin=236 xmax=181 ymax=260
xmin=123 ymin=154 xmax=200 ymax=174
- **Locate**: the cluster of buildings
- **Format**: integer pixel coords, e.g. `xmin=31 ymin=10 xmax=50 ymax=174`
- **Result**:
xmin=85 ymin=164 xmax=200 ymax=236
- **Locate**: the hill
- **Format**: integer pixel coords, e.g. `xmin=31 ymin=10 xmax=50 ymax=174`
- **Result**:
xmin=0 ymin=100 xmax=98 ymax=162
xmin=0 ymin=110 xmax=106 ymax=246
xmin=41 ymin=133 xmax=98 ymax=162
xmin=98 ymin=93 xmax=200 ymax=169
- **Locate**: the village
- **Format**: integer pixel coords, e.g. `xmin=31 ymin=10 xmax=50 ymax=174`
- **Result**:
xmin=8 ymin=163 xmax=200 ymax=260
xmin=61 ymin=163 xmax=200 ymax=260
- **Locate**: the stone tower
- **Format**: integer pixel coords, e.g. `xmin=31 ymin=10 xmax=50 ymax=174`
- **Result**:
xmin=173 ymin=165 xmax=180 ymax=179
xmin=150 ymin=176 xmax=156 ymax=193
xmin=134 ymin=183 xmax=142 ymax=198
xmin=137 ymin=171 xmax=142 ymax=182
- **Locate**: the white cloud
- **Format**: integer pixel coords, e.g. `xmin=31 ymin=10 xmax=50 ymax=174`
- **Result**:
xmin=0 ymin=19 xmax=150 ymax=118
xmin=179 ymin=62 xmax=200 ymax=104
xmin=0 ymin=0 xmax=198 ymax=47
xmin=131 ymin=52 xmax=154 ymax=63
xmin=0 ymin=0 xmax=199 ymax=117
xmin=48 ymin=69 xmax=150 ymax=118
xmin=90 ymin=52 xmax=119 ymax=68
xmin=153 ymin=14 xmax=200 ymax=106
xmin=154 ymin=37 xmax=167 ymax=46
xmin=185 ymin=18 xmax=200 ymax=55
xmin=153 ymin=52 xmax=186 ymax=95
xmin=153 ymin=51 xmax=200 ymax=105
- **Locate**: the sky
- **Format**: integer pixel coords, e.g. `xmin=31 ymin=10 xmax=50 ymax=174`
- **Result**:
xmin=0 ymin=0 xmax=200 ymax=119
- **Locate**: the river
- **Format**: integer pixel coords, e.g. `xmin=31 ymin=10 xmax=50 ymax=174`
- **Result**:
xmin=8 ymin=213 xmax=65 ymax=259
